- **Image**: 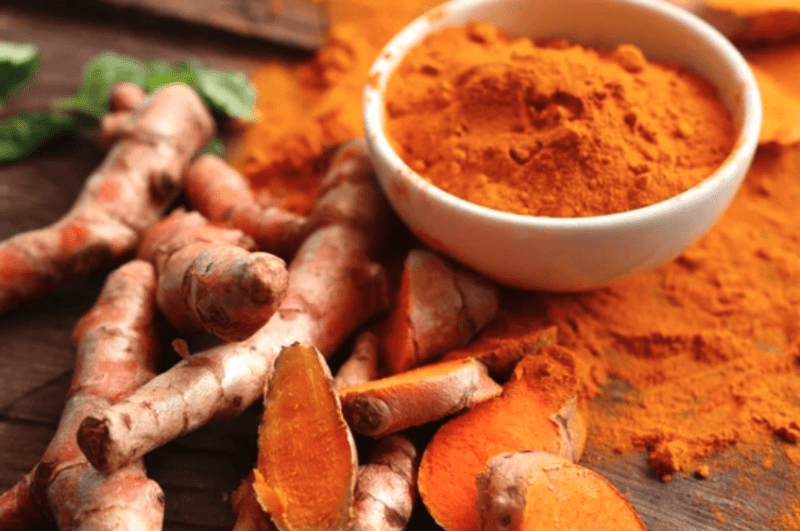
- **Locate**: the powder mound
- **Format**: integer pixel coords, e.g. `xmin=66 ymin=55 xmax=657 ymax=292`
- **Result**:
xmin=385 ymin=23 xmax=736 ymax=217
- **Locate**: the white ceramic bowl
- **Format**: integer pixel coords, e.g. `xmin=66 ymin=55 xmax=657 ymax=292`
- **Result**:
xmin=363 ymin=0 xmax=761 ymax=291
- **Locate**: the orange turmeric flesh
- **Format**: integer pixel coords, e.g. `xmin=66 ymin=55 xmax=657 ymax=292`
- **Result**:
xmin=477 ymin=451 xmax=646 ymax=531
xmin=254 ymin=343 xmax=357 ymax=531
xmin=417 ymin=347 xmax=586 ymax=531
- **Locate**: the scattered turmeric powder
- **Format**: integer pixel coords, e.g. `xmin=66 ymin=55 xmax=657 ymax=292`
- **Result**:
xmin=384 ymin=23 xmax=736 ymax=217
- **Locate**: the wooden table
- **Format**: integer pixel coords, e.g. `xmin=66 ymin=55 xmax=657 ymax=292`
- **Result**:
xmin=0 ymin=4 xmax=792 ymax=530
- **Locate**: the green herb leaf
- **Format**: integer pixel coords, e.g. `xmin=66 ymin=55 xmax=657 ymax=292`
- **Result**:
xmin=201 ymin=137 xmax=225 ymax=157
xmin=144 ymin=60 xmax=196 ymax=92
xmin=59 ymin=52 xmax=148 ymax=119
xmin=0 ymin=111 xmax=79 ymax=163
xmin=144 ymin=60 xmax=256 ymax=120
xmin=0 ymin=41 xmax=40 ymax=104
xmin=190 ymin=64 xmax=256 ymax=119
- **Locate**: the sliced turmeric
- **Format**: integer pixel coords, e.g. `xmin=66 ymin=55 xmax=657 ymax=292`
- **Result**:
xmin=254 ymin=343 xmax=357 ymax=531
xmin=138 ymin=209 xmax=289 ymax=342
xmin=417 ymin=347 xmax=587 ymax=531
xmin=339 ymin=357 xmax=502 ymax=438
xmin=230 ymin=473 xmax=277 ymax=531
xmin=476 ymin=451 xmax=646 ymax=531
xmin=382 ymin=248 xmax=499 ymax=375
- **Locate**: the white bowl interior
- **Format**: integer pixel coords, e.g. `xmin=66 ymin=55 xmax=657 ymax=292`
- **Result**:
xmin=363 ymin=0 xmax=761 ymax=290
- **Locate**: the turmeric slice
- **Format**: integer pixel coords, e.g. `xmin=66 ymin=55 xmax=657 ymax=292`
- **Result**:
xmin=339 ymin=357 xmax=502 ymax=437
xmin=254 ymin=343 xmax=357 ymax=531
xmin=0 ymin=84 xmax=214 ymax=314
xmin=138 ymin=209 xmax=289 ymax=342
xmin=382 ymin=248 xmax=499 ymax=375
xmin=417 ymin=346 xmax=587 ymax=531
xmin=476 ymin=451 xmax=646 ymax=531
xmin=353 ymin=435 xmax=420 ymax=531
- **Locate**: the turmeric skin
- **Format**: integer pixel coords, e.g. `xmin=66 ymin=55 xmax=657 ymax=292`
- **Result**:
xmin=334 ymin=329 xmax=380 ymax=389
xmin=138 ymin=209 xmax=289 ymax=342
xmin=384 ymin=24 xmax=735 ymax=217
xmin=382 ymin=248 xmax=499 ymax=375
xmin=185 ymin=155 xmax=311 ymax=259
xmin=254 ymin=343 xmax=357 ymax=531
xmin=352 ymin=435 xmax=420 ymax=531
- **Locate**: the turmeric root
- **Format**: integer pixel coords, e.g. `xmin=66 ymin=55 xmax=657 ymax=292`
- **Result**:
xmin=0 ymin=260 xmax=164 ymax=531
xmin=441 ymin=325 xmax=558 ymax=378
xmin=476 ymin=451 xmax=646 ymax=531
xmin=353 ymin=435 xmax=420 ymax=531
xmin=185 ymin=154 xmax=311 ymax=258
xmin=231 ymin=473 xmax=277 ymax=531
xmin=334 ymin=329 xmax=381 ymax=389
xmin=138 ymin=209 xmax=289 ymax=342
xmin=339 ymin=357 xmax=502 ymax=438
xmin=100 ymin=82 xmax=148 ymax=147
xmin=254 ymin=343 xmax=357 ymax=531
xmin=0 ymin=83 xmax=214 ymax=314
xmin=382 ymin=248 xmax=499 ymax=375
xmin=417 ymin=346 xmax=587 ymax=531
xmin=77 ymin=138 xmax=391 ymax=474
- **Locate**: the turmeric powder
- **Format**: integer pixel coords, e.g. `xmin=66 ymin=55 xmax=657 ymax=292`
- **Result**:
xmin=384 ymin=23 xmax=736 ymax=217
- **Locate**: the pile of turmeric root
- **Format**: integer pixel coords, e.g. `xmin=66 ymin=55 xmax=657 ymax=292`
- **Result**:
xmin=0 ymin=82 xmax=645 ymax=531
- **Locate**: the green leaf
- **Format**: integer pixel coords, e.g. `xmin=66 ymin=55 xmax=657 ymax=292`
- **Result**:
xmin=190 ymin=64 xmax=256 ymax=119
xmin=144 ymin=60 xmax=196 ymax=92
xmin=59 ymin=52 xmax=147 ymax=119
xmin=0 ymin=41 xmax=40 ymax=104
xmin=0 ymin=111 xmax=79 ymax=163
xmin=201 ymin=137 xmax=225 ymax=157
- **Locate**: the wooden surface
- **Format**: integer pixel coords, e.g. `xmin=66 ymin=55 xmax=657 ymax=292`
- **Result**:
xmin=0 ymin=4 xmax=794 ymax=530
xmin=91 ymin=0 xmax=329 ymax=50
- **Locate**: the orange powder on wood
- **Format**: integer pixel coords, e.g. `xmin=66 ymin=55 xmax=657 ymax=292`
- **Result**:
xmin=228 ymin=0 xmax=439 ymax=213
xmin=384 ymin=23 xmax=736 ymax=217
xmin=475 ymin=142 xmax=800 ymax=480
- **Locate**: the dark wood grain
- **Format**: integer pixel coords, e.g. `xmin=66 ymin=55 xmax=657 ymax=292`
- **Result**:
xmin=0 ymin=4 xmax=794 ymax=531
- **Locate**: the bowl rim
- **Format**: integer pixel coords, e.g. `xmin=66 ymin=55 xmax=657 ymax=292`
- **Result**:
xmin=362 ymin=0 xmax=762 ymax=232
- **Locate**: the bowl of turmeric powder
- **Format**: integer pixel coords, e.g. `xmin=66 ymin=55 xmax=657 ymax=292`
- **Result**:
xmin=363 ymin=0 xmax=761 ymax=291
